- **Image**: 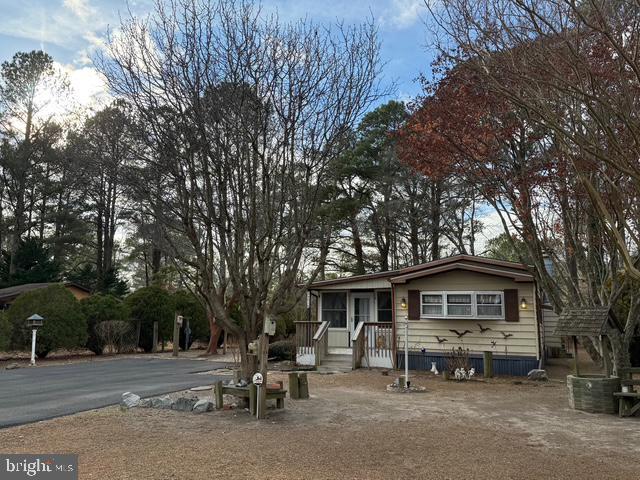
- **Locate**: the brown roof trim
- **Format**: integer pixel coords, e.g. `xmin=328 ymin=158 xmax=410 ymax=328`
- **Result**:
xmin=389 ymin=261 xmax=534 ymax=284
xmin=0 ymin=282 xmax=91 ymax=302
xmin=306 ymin=270 xmax=399 ymax=288
xmin=307 ymin=255 xmax=532 ymax=288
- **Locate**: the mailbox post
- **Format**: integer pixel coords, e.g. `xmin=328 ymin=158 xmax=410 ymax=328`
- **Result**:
xmin=26 ymin=314 xmax=44 ymax=366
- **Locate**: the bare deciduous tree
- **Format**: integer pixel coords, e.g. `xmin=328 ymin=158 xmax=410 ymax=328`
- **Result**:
xmin=96 ymin=0 xmax=383 ymax=377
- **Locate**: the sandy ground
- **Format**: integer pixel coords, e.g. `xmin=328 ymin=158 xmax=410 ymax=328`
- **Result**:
xmin=1 ymin=369 xmax=638 ymax=480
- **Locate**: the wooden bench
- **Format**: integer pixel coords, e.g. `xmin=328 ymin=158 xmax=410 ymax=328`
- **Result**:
xmin=614 ymin=368 xmax=640 ymax=417
xmin=214 ymin=380 xmax=287 ymax=411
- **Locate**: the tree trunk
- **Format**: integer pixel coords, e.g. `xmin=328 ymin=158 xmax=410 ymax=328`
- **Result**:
xmin=350 ymin=216 xmax=365 ymax=275
xmin=430 ymin=183 xmax=442 ymax=261
xmin=206 ymin=314 xmax=223 ymax=354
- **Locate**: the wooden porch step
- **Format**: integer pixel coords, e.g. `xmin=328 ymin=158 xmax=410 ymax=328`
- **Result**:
xmin=317 ymin=353 xmax=352 ymax=373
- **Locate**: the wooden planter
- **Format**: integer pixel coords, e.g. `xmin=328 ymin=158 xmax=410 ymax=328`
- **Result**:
xmin=567 ymin=375 xmax=620 ymax=414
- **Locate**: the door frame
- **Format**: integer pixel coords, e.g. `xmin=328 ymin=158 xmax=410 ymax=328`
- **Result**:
xmin=350 ymin=291 xmax=375 ymax=342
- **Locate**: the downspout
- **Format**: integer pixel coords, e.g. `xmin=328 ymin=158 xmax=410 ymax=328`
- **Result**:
xmin=533 ymin=281 xmax=543 ymax=369
xmin=307 ymin=291 xmax=318 ymax=322
xmin=391 ymin=282 xmax=397 ymax=369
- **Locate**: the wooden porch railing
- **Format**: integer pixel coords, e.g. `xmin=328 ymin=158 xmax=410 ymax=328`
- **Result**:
xmin=312 ymin=321 xmax=330 ymax=367
xmin=352 ymin=322 xmax=393 ymax=369
xmin=295 ymin=321 xmax=320 ymax=357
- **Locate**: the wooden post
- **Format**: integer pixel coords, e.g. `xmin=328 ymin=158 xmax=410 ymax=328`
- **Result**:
xmin=172 ymin=314 xmax=180 ymax=357
xmin=257 ymin=333 xmax=269 ymax=419
xmin=288 ymin=372 xmax=299 ymax=399
xmin=152 ymin=321 xmax=158 ymax=353
xmin=298 ymin=372 xmax=309 ymax=399
xmin=249 ymin=383 xmax=257 ymax=415
xmin=483 ymin=351 xmax=493 ymax=378
xmin=601 ymin=336 xmax=612 ymax=377
xmin=214 ymin=380 xmax=223 ymax=409
xmin=573 ymin=336 xmax=580 ymax=376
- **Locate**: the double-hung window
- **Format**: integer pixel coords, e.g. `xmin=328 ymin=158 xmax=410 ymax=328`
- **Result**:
xmin=421 ymin=292 xmax=443 ymax=316
xmin=420 ymin=291 xmax=504 ymax=319
xmin=446 ymin=293 xmax=473 ymax=316
xmin=476 ymin=292 xmax=503 ymax=318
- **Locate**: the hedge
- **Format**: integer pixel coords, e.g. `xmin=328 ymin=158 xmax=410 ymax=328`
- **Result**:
xmin=8 ymin=285 xmax=87 ymax=358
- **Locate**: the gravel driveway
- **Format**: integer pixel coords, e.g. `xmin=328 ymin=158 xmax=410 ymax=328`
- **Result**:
xmin=1 ymin=370 xmax=638 ymax=479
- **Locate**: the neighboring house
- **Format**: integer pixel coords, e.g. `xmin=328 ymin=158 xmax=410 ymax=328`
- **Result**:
xmin=297 ymin=255 xmax=549 ymax=376
xmin=0 ymin=282 xmax=91 ymax=309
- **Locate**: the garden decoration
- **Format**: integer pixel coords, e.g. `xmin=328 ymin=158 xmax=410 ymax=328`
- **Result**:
xmin=554 ymin=307 xmax=626 ymax=415
xmin=26 ymin=314 xmax=44 ymax=366
xmin=499 ymin=331 xmax=513 ymax=359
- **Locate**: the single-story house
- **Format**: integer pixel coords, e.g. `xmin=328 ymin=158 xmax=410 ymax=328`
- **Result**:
xmin=0 ymin=282 xmax=91 ymax=309
xmin=297 ymin=255 xmax=551 ymax=376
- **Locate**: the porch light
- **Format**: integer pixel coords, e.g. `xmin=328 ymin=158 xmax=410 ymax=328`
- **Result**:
xmin=521 ymin=297 xmax=527 ymax=310
xmin=401 ymin=297 xmax=407 ymax=310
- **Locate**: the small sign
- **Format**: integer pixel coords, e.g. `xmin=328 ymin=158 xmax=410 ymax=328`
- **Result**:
xmin=252 ymin=373 xmax=263 ymax=385
xmin=176 ymin=315 xmax=183 ymax=326
xmin=0 ymin=454 xmax=78 ymax=479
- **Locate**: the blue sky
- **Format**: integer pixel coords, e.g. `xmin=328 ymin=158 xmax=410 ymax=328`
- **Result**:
xmin=0 ymin=0 xmax=435 ymax=106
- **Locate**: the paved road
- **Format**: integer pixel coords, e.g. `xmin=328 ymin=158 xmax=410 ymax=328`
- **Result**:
xmin=0 ymin=357 xmax=226 ymax=428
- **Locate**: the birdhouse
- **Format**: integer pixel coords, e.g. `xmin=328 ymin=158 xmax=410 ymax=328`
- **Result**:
xmin=263 ymin=317 xmax=276 ymax=336
xmin=26 ymin=314 xmax=44 ymax=329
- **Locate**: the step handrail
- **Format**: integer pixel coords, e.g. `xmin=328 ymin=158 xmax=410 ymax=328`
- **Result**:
xmin=351 ymin=322 xmax=365 ymax=369
xmin=312 ymin=321 xmax=330 ymax=367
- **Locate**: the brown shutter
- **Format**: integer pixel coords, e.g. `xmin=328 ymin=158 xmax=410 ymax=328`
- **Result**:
xmin=504 ymin=289 xmax=519 ymax=322
xmin=408 ymin=290 xmax=420 ymax=320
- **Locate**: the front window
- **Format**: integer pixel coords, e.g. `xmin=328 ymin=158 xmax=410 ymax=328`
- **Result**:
xmin=322 ymin=292 xmax=347 ymax=328
xmin=421 ymin=293 xmax=443 ymax=316
xmin=476 ymin=293 xmax=503 ymax=317
xmin=377 ymin=291 xmax=392 ymax=322
xmin=420 ymin=291 xmax=505 ymax=319
xmin=446 ymin=293 xmax=472 ymax=316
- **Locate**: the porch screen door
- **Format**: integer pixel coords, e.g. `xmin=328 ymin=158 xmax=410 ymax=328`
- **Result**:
xmin=351 ymin=293 xmax=373 ymax=342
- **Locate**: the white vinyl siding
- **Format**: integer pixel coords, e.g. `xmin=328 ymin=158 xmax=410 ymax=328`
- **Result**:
xmin=420 ymin=291 xmax=504 ymax=319
xmin=396 ymin=270 xmax=539 ymax=359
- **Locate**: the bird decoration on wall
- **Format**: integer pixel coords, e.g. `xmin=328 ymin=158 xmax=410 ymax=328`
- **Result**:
xmin=499 ymin=332 xmax=513 ymax=359
xmin=435 ymin=336 xmax=448 ymax=344
xmin=477 ymin=323 xmax=492 ymax=333
xmin=449 ymin=329 xmax=472 ymax=338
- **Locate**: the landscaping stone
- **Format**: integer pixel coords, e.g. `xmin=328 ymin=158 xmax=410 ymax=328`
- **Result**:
xmin=120 ymin=392 xmax=141 ymax=409
xmin=138 ymin=398 xmax=153 ymax=408
xmin=192 ymin=399 xmax=214 ymax=413
xmin=5 ymin=363 xmax=19 ymax=370
xmin=151 ymin=396 xmax=174 ymax=409
xmin=527 ymin=369 xmax=548 ymax=381
xmin=171 ymin=396 xmax=197 ymax=412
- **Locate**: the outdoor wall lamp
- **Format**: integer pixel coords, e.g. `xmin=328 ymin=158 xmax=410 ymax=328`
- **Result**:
xmin=401 ymin=297 xmax=407 ymax=310
xmin=521 ymin=297 xmax=528 ymax=310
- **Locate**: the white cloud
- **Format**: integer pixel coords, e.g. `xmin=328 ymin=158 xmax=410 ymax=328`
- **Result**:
xmin=63 ymin=0 xmax=96 ymax=20
xmin=66 ymin=65 xmax=110 ymax=108
xmin=386 ymin=0 xmax=426 ymax=29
